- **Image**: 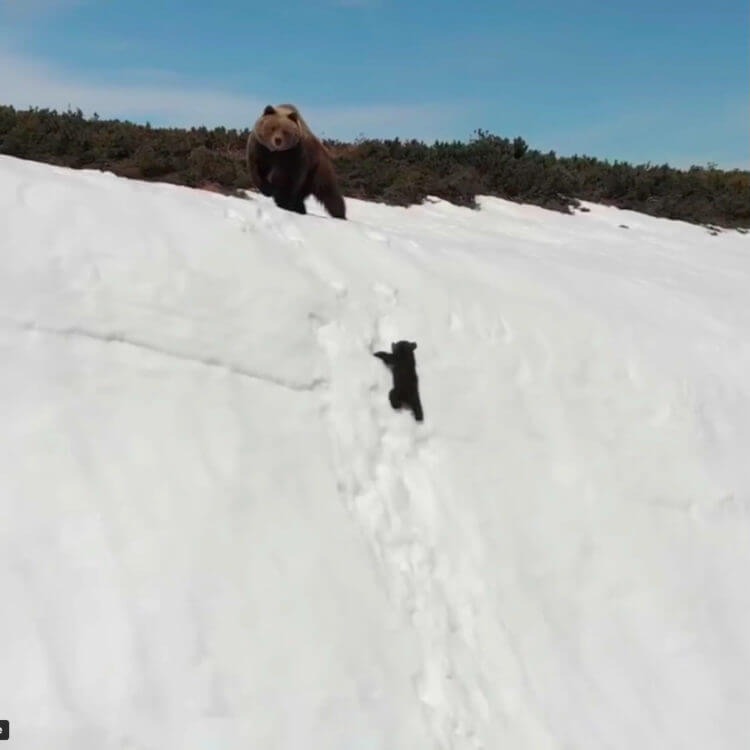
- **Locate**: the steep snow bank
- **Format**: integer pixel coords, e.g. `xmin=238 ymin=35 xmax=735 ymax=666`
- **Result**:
xmin=1 ymin=156 xmax=749 ymax=749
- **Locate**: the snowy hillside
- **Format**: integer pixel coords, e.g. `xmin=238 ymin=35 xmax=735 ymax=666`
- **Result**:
xmin=1 ymin=155 xmax=749 ymax=750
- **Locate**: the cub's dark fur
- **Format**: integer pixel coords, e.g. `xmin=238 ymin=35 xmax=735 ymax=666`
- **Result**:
xmin=373 ymin=340 xmax=424 ymax=422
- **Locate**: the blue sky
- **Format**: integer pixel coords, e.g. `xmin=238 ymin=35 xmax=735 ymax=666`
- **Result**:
xmin=0 ymin=0 xmax=747 ymax=168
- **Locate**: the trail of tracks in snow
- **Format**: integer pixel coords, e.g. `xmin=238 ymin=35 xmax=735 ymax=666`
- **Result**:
xmin=309 ymin=254 xmax=488 ymax=749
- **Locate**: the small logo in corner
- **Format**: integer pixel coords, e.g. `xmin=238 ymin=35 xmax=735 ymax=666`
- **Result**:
xmin=0 ymin=720 xmax=8 ymax=740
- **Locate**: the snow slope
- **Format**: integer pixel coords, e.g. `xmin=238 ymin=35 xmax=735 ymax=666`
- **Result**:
xmin=1 ymin=155 xmax=749 ymax=750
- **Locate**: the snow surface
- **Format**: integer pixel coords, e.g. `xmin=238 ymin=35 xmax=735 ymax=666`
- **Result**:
xmin=1 ymin=155 xmax=749 ymax=750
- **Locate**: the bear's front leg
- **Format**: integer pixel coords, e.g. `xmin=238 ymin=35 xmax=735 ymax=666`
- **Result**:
xmin=373 ymin=351 xmax=394 ymax=366
xmin=274 ymin=188 xmax=306 ymax=215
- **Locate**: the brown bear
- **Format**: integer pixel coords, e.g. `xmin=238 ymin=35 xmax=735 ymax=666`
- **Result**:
xmin=246 ymin=104 xmax=346 ymax=219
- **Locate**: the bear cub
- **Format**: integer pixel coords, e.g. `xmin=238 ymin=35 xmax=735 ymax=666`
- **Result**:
xmin=373 ymin=341 xmax=424 ymax=422
xmin=246 ymin=104 xmax=346 ymax=219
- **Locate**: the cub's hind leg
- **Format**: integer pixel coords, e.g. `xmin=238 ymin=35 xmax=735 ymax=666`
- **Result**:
xmin=389 ymin=389 xmax=402 ymax=410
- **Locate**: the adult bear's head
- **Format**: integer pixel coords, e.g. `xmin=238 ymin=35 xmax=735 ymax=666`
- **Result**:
xmin=252 ymin=104 xmax=302 ymax=152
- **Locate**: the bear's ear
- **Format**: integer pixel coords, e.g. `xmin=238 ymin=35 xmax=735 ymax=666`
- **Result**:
xmin=286 ymin=110 xmax=299 ymax=123
xmin=409 ymin=342 xmax=417 ymax=351
xmin=262 ymin=105 xmax=276 ymax=116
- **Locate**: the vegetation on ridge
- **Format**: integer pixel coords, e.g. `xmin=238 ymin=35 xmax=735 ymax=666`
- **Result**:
xmin=1 ymin=105 xmax=747 ymax=227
